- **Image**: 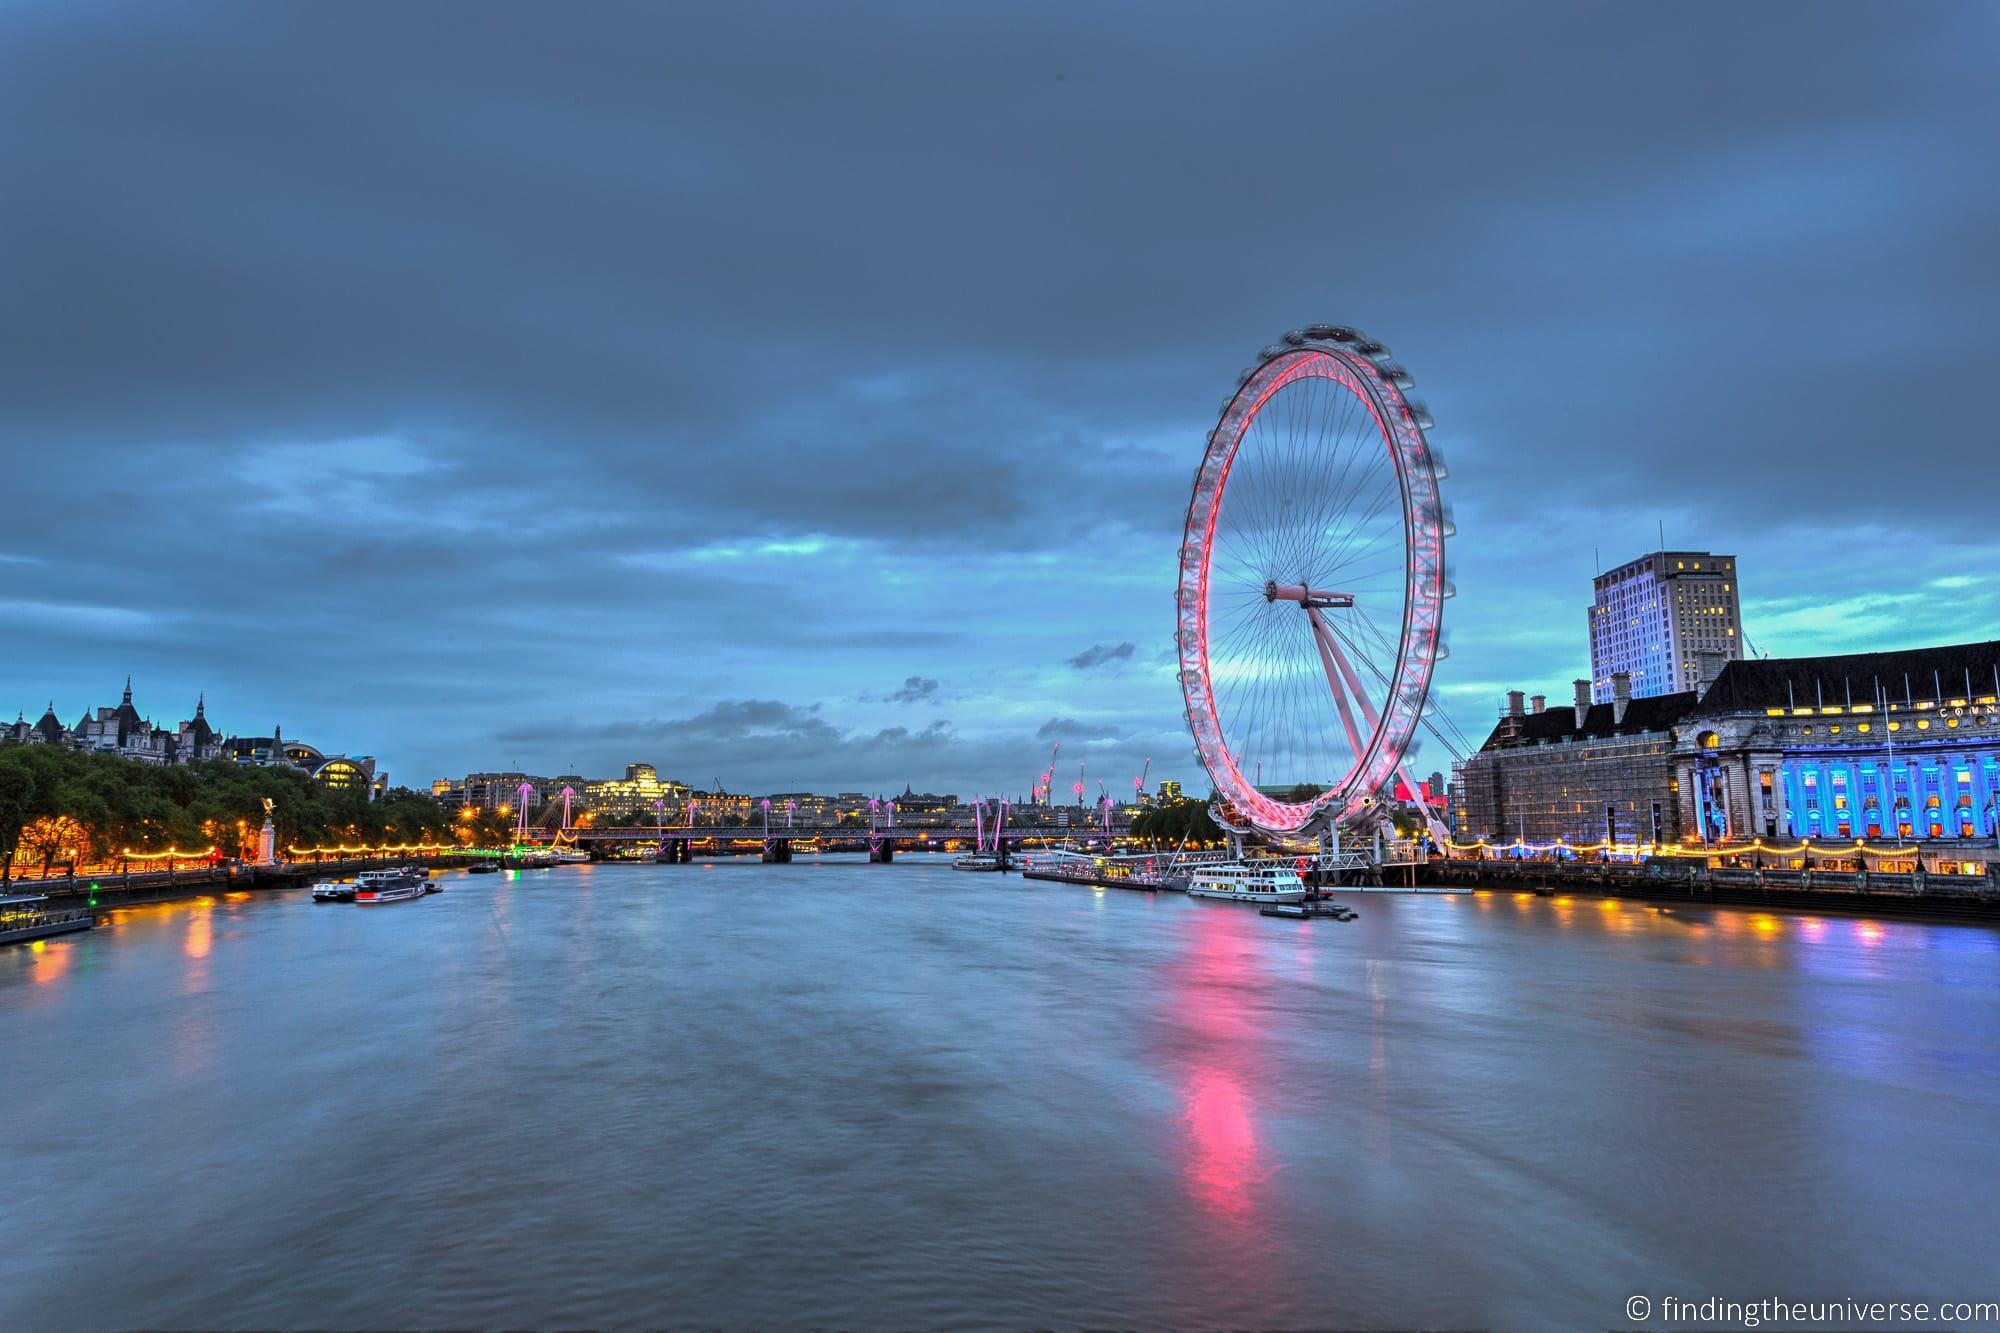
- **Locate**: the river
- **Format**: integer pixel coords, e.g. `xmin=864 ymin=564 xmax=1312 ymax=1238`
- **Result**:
xmin=4 ymin=858 xmax=1997 ymax=1329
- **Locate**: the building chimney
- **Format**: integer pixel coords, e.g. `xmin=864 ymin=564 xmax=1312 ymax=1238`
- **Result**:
xmin=1694 ymin=650 xmax=1728 ymax=696
xmin=1573 ymin=680 xmax=1591 ymax=729
xmin=1506 ymin=690 xmax=1526 ymax=718
xmin=1612 ymin=671 xmax=1632 ymax=725
xmin=1530 ymin=694 xmax=1546 ymax=714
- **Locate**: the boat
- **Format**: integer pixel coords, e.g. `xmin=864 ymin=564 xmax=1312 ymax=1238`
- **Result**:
xmin=355 ymin=871 xmax=425 ymax=904
xmin=1022 ymin=847 xmax=1099 ymax=876
xmin=550 ymin=849 xmax=590 ymax=865
xmin=399 ymin=865 xmax=432 ymax=879
xmin=1 ymin=894 xmax=96 ymax=946
xmin=466 ymin=860 xmax=501 ymax=875
xmin=311 ymin=880 xmax=356 ymax=903
xmin=1186 ymin=861 xmax=1309 ymax=904
xmin=952 ymin=853 xmax=1003 ymax=872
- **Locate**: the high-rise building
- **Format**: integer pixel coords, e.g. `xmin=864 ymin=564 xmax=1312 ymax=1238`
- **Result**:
xmin=1589 ymin=551 xmax=1744 ymax=700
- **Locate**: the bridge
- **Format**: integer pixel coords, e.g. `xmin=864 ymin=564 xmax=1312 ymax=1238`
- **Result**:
xmin=519 ymin=822 xmax=1124 ymax=863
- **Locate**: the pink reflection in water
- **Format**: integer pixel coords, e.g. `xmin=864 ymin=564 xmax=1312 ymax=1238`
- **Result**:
xmin=1166 ymin=908 xmax=1275 ymax=1229
xmin=1179 ymin=1066 xmax=1267 ymax=1217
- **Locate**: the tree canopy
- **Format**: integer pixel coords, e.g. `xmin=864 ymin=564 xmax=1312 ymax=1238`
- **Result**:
xmin=0 ymin=745 xmax=476 ymax=879
xmin=1131 ymin=796 xmax=1224 ymax=845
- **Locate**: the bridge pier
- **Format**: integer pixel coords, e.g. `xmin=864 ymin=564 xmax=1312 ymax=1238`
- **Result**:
xmin=762 ymin=838 xmax=792 ymax=864
xmin=869 ymin=836 xmax=895 ymax=864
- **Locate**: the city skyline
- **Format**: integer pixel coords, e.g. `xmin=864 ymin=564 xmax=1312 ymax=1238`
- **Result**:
xmin=3 ymin=3 xmax=1996 ymax=797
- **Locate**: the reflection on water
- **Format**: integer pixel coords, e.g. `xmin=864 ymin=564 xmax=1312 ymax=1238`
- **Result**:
xmin=1168 ymin=911 xmax=1271 ymax=1224
xmin=1179 ymin=1067 xmax=1263 ymax=1218
xmin=185 ymin=899 xmax=213 ymax=959
xmin=2 ymin=866 xmax=1998 ymax=1330
xmin=26 ymin=937 xmax=72 ymax=985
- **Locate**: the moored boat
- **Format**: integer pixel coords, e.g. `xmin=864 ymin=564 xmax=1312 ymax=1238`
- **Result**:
xmin=1021 ymin=847 xmax=1098 ymax=876
xmin=951 ymin=853 xmax=1003 ymax=872
xmin=311 ymin=880 xmax=356 ymax=903
xmin=1187 ymin=861 xmax=1309 ymax=904
xmin=355 ymin=873 xmax=425 ymax=904
xmin=1 ymin=894 xmax=96 ymax=946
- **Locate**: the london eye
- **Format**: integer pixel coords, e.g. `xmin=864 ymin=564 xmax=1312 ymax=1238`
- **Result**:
xmin=1175 ymin=326 xmax=1450 ymax=838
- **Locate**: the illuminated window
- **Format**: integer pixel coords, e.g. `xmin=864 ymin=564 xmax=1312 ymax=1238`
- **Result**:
xmin=1918 ymin=720 xmax=1931 ymax=730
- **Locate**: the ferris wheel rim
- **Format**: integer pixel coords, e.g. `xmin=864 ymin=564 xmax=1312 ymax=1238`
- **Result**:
xmin=1175 ymin=329 xmax=1447 ymax=836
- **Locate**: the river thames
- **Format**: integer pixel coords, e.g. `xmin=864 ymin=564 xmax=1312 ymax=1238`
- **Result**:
xmin=4 ymin=858 xmax=1998 ymax=1329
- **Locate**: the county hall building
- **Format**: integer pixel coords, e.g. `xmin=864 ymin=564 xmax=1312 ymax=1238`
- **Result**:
xmin=1453 ymin=639 xmax=2000 ymax=860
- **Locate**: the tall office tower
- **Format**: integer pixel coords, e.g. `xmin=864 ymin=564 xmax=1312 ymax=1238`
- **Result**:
xmin=1588 ymin=551 xmax=1744 ymax=700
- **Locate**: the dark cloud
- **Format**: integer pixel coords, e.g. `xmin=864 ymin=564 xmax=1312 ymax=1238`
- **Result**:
xmin=492 ymin=697 xmax=1020 ymax=795
xmin=1037 ymin=717 xmax=1119 ymax=742
xmin=2 ymin=2 xmax=1995 ymax=792
xmin=1067 ymin=643 xmax=1135 ymax=671
xmin=885 ymin=677 xmax=940 ymax=704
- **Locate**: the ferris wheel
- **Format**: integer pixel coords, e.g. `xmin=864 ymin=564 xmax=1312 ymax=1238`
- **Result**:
xmin=1175 ymin=325 xmax=1450 ymax=838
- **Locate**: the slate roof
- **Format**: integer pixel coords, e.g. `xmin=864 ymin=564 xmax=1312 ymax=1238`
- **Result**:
xmin=1477 ymin=691 xmax=1700 ymax=751
xmin=1695 ymin=640 xmax=2000 ymax=713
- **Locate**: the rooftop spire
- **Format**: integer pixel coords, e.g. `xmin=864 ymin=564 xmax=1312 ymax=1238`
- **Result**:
xmin=195 ymin=691 xmax=205 ymax=717
xmin=122 ymin=675 xmax=132 ymax=704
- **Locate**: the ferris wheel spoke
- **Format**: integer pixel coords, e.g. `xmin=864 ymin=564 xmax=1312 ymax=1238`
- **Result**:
xmin=1320 ymin=480 xmax=1400 ymax=580
xmin=1295 ymin=376 xmax=1370 ymax=545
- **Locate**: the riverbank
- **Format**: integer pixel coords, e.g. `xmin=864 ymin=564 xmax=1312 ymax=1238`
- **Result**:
xmin=6 ymin=854 xmax=490 ymax=913
xmin=1425 ymin=856 xmax=2000 ymax=922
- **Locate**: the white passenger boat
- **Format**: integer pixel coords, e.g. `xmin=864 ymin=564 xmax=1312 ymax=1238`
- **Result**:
xmin=311 ymin=880 xmax=355 ymax=903
xmin=951 ymin=853 xmax=1003 ymax=872
xmin=1186 ymin=861 xmax=1309 ymax=904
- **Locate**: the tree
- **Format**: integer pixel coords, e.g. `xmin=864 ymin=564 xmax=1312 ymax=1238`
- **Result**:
xmin=20 ymin=813 xmax=90 ymax=874
xmin=1133 ymin=797 xmax=1224 ymax=846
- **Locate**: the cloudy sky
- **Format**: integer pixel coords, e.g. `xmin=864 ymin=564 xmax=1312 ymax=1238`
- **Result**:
xmin=3 ymin=2 xmax=1996 ymax=798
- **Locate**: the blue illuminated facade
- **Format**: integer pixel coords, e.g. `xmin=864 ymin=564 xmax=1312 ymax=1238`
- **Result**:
xmin=1679 ymin=643 xmax=2000 ymax=849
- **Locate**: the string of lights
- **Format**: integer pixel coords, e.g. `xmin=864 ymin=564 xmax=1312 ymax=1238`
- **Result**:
xmin=283 ymin=841 xmax=454 ymax=856
xmin=1440 ymin=835 xmax=1922 ymax=860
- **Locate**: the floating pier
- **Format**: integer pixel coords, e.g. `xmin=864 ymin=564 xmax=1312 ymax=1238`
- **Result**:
xmin=1260 ymin=901 xmax=1357 ymax=921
